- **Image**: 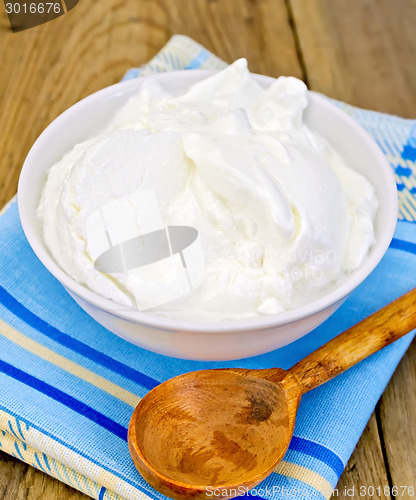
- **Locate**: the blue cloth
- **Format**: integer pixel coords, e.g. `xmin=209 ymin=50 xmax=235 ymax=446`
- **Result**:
xmin=0 ymin=35 xmax=415 ymax=500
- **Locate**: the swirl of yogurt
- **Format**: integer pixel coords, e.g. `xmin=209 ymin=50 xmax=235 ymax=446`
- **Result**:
xmin=37 ymin=59 xmax=378 ymax=320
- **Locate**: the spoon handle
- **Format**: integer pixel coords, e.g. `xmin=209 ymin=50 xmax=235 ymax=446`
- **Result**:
xmin=288 ymin=288 xmax=416 ymax=394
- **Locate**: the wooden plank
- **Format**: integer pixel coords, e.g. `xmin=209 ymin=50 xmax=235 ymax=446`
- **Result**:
xmin=333 ymin=414 xmax=391 ymax=500
xmin=378 ymin=339 xmax=416 ymax=493
xmin=157 ymin=0 xmax=303 ymax=78
xmin=288 ymin=0 xmax=416 ymax=117
xmin=0 ymin=451 xmax=87 ymax=499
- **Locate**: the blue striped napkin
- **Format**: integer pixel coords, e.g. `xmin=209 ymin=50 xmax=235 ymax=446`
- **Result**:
xmin=1 ymin=35 xmax=415 ymax=500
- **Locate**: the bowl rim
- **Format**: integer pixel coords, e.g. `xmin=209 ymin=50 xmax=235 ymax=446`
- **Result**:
xmin=18 ymin=69 xmax=398 ymax=333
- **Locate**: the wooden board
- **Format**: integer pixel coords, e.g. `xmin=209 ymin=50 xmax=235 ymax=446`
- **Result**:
xmin=288 ymin=0 xmax=416 ymax=116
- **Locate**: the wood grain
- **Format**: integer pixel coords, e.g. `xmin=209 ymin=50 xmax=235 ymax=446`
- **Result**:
xmin=378 ymin=339 xmax=416 ymax=492
xmin=0 ymin=0 xmax=415 ymax=498
xmin=288 ymin=0 xmax=416 ymax=117
xmin=0 ymin=451 xmax=86 ymax=499
xmin=334 ymin=414 xmax=391 ymax=500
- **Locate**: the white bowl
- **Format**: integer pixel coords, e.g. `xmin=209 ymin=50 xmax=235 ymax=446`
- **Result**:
xmin=18 ymin=70 xmax=397 ymax=361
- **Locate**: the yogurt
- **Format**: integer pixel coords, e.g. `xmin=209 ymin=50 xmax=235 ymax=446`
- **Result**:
xmin=37 ymin=59 xmax=378 ymax=320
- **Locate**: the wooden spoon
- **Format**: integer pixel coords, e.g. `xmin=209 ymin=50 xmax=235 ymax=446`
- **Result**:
xmin=128 ymin=288 xmax=416 ymax=500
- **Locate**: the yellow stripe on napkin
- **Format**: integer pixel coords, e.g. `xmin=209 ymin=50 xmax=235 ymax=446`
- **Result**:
xmin=0 ymin=319 xmax=140 ymax=407
xmin=274 ymin=461 xmax=333 ymax=499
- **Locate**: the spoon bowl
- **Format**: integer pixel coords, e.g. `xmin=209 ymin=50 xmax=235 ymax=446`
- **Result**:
xmin=129 ymin=369 xmax=301 ymax=498
xmin=128 ymin=289 xmax=416 ymax=499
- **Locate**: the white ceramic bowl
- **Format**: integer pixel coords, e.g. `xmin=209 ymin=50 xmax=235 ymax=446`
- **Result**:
xmin=18 ymin=70 xmax=397 ymax=361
